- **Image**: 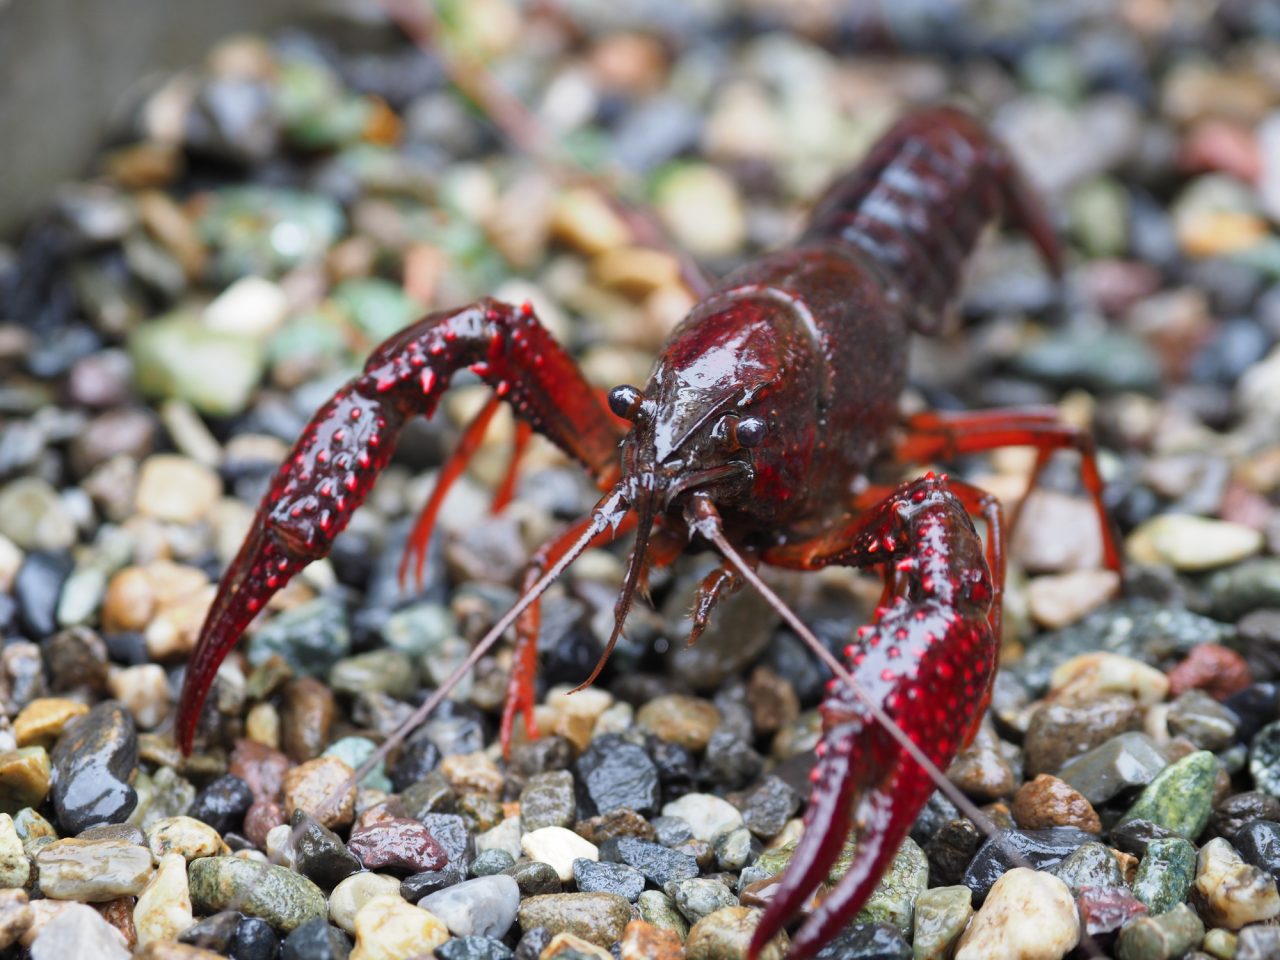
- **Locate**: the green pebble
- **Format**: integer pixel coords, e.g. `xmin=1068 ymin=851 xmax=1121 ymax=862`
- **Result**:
xmin=856 ymin=837 xmax=928 ymax=933
xmin=1207 ymin=558 xmax=1280 ymax=621
xmin=321 ymin=737 xmax=391 ymax=793
xmin=188 ymin=856 xmax=327 ymax=933
xmin=248 ymin=596 xmax=351 ymax=678
xmin=331 ymin=278 xmax=424 ymax=343
xmin=1120 ymin=750 xmax=1217 ymax=839
xmin=912 ymin=885 xmax=973 ymax=960
xmin=1069 ymin=177 xmax=1130 ymax=258
xmin=1133 ymin=837 xmax=1197 ymax=914
xmin=1054 ymin=841 xmax=1126 ymax=897
xmin=384 ymin=603 xmax=457 ymax=659
xmin=1116 ymin=902 xmax=1204 ymax=960
xmin=638 ymin=889 xmax=689 ymax=938
xmin=328 ymin=649 xmax=419 ymax=699
xmin=130 ymin=314 xmax=265 ymax=417
xmin=470 ymin=848 xmax=515 ymax=877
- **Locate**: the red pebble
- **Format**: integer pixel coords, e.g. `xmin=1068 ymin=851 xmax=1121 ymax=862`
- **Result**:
xmin=1167 ymin=643 xmax=1252 ymax=701
xmin=229 ymin=738 xmax=292 ymax=803
xmin=347 ymin=817 xmax=448 ymax=873
xmin=1078 ymin=886 xmax=1148 ymax=938
xmin=243 ymin=799 xmax=286 ymax=850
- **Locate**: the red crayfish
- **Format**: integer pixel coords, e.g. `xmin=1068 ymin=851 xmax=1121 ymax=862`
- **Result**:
xmin=177 ymin=106 xmax=1121 ymax=958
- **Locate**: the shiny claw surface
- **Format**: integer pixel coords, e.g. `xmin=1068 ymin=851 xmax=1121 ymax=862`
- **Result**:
xmin=752 ymin=477 xmax=998 ymax=959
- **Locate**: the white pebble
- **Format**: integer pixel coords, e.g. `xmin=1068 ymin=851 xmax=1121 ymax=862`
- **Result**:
xmin=330 ymin=872 xmax=401 ymax=934
xmin=662 ymin=793 xmax=745 ymax=844
xmin=955 ymin=868 xmax=1079 ymax=960
xmin=133 ymin=852 xmax=193 ymax=946
xmin=1195 ymin=837 xmax=1280 ymax=929
xmin=203 ymin=275 xmax=289 ymax=339
xmin=520 ymin=826 xmax=599 ymax=882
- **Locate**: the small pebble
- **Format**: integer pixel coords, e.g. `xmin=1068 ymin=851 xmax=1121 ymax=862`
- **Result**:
xmin=521 ymin=827 xmax=599 ymax=883
xmin=349 ymin=894 xmax=448 ymax=960
xmin=1194 ymin=836 xmax=1280 ymax=928
xmin=955 ymin=869 xmax=1079 ymax=960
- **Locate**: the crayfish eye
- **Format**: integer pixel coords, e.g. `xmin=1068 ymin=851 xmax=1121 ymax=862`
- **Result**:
xmin=608 ymin=385 xmax=645 ymax=420
xmin=735 ymin=417 xmax=767 ymax=447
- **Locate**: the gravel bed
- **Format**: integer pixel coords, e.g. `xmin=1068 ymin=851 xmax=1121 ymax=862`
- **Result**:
xmin=2 ymin=2 xmax=1280 ymax=959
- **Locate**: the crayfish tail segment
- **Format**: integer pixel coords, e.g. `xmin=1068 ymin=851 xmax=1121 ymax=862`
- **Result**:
xmin=801 ymin=105 xmax=1060 ymax=337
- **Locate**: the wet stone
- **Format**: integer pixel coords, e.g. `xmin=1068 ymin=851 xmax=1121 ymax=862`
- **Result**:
xmin=1012 ymin=774 xmax=1102 ymax=833
xmin=322 ymin=736 xmax=390 ymax=793
xmin=684 ymin=905 xmax=788 ymax=960
xmin=702 ymin=729 xmax=764 ymax=790
xmin=189 ymin=775 xmax=254 ymax=835
xmin=420 ymin=813 xmax=472 ymax=875
xmin=1054 ymin=840 xmax=1126 ymax=897
xmin=636 ymin=890 xmax=687 ymax=939
xmin=733 ymin=776 xmax=798 ymax=840
xmin=0 ymin=747 xmax=52 ymax=812
xmin=572 ymin=858 xmax=644 ymax=901
xmin=1115 ymin=901 xmax=1204 ymax=960
xmin=813 ymin=922 xmax=910 ymax=959
xmin=15 ymin=552 xmax=73 ymax=652
xmin=1120 ymin=750 xmax=1218 ymax=839
xmin=28 ymin=902 xmax=129 ymax=960
xmin=962 ymin=828 xmax=1095 ymax=903
xmin=662 ymin=793 xmax=743 ymax=844
xmin=575 ymin=736 xmax=659 ymax=817
xmin=926 ymin=818 xmax=983 ymax=888
xmin=1057 ymin=731 xmax=1168 ymax=805
xmin=471 ymin=848 xmax=515 ymax=876
xmin=956 ymin=868 xmax=1080 ymax=960
xmin=436 ymin=936 xmax=513 ymax=960
xmin=282 ymin=757 xmax=355 ymax=830
xmin=250 ymin=597 xmax=351 ymax=680
xmin=1211 ymin=792 xmax=1280 ymax=841
xmin=347 ymin=817 xmax=447 ymax=874
xmin=600 ymin=836 xmax=699 ymax=887
xmin=189 ymin=857 xmax=326 ymax=934
xmin=856 ymin=837 xmax=928 ymax=932
xmin=1237 ymin=925 xmax=1280 ymax=960
xmin=912 ymin=886 xmax=973 ymax=960
xmin=515 ymin=893 xmax=631 ymax=948
xmin=232 ymin=916 xmax=280 ymax=960
xmin=672 ymin=877 xmax=738 ymax=924
xmin=505 ymin=861 xmax=560 ymax=898
xmin=1024 ymin=694 xmax=1142 ymax=778
xmin=291 ymin=811 xmax=361 ymax=889
xmin=636 ymin=695 xmax=721 ymax=751
xmin=36 ymin=838 xmax=153 ymax=900
xmin=1249 ymin=721 xmax=1280 ymax=797
xmin=714 ymin=826 xmax=757 ymax=872
xmin=1167 ymin=690 xmax=1239 ymax=752
xmin=146 ymin=815 xmax=227 ymax=862
xmin=400 ymin=865 xmax=466 ymax=903
xmin=573 ymin=809 xmax=656 ymax=846
xmin=520 ymin=771 xmax=575 ymax=832
xmin=50 ymin=701 xmax=137 ymax=834
xmin=1133 ymin=837 xmax=1197 ymax=914
xmin=1194 ymin=836 xmax=1280 ymax=929
xmin=418 ymin=875 xmax=520 ymax=939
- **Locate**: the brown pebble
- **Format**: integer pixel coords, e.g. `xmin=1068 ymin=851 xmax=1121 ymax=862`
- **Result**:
xmin=947 ymin=719 xmax=1015 ymax=801
xmin=280 ymin=678 xmax=335 ymax=762
xmin=229 ymin=738 xmax=291 ymax=803
xmin=93 ymin=896 xmax=136 ymax=950
xmin=14 ymin=699 xmax=89 ymax=748
xmin=282 ymin=757 xmax=356 ymax=830
xmin=243 ymin=799 xmax=286 ymax=850
xmin=575 ymin=809 xmax=657 ymax=846
xmin=1024 ymin=694 xmax=1142 ymax=777
xmin=1167 ymin=644 xmax=1252 ymax=701
xmin=439 ymin=752 xmax=504 ymax=798
xmin=747 ymin=666 xmax=799 ymax=736
xmin=619 ymin=919 xmax=683 ymax=960
xmin=1012 ymin=775 xmax=1101 ymax=833
xmin=542 ymin=931 xmax=613 ymax=959
xmin=1113 ymin=848 xmax=1139 ymax=886
xmin=636 ymin=694 xmax=721 ymax=751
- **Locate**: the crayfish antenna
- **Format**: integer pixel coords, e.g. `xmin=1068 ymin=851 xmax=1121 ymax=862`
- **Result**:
xmin=572 ymin=487 xmax=656 ymax=693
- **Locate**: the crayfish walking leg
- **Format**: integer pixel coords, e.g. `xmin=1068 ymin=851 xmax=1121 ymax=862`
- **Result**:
xmin=749 ymin=475 xmax=999 ymax=959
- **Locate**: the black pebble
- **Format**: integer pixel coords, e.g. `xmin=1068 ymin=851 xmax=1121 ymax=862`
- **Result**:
xmin=282 ymin=918 xmax=352 ymax=960
xmin=813 ymin=922 xmax=912 ymax=959
xmin=50 ymin=700 xmax=138 ymax=833
xmin=1234 ymin=820 xmax=1280 ymax=885
xmin=963 ymin=828 xmax=1094 ymax=903
xmin=232 ymin=916 xmax=280 ymax=960
xmin=189 ymin=774 xmax=254 ymax=834
xmin=14 ymin=549 xmax=72 ymax=638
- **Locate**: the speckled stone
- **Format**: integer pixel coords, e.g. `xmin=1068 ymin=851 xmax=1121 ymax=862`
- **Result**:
xmin=146 ymin=816 xmax=229 ymax=862
xmin=188 ymin=856 xmax=327 ymax=933
xmin=684 ymin=906 xmax=788 ymax=960
xmin=349 ymin=894 xmax=448 ymax=960
xmin=133 ymin=852 xmax=193 ymax=947
xmin=282 ymin=757 xmax=356 ymax=830
xmin=856 ymin=837 xmax=929 ymax=932
xmin=328 ymin=872 xmax=401 ymax=934
xmin=516 ymin=893 xmax=631 ymax=948
xmin=912 ymin=886 xmax=973 ymax=960
xmin=1133 ymin=837 xmax=1197 ymax=914
xmin=1012 ymin=774 xmax=1101 ymax=832
xmin=1115 ymin=903 xmax=1203 ymax=960
xmin=1120 ymin=750 xmax=1218 ymax=839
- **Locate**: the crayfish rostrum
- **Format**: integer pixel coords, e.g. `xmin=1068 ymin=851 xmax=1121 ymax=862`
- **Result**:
xmin=178 ymin=106 xmax=1120 ymax=959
